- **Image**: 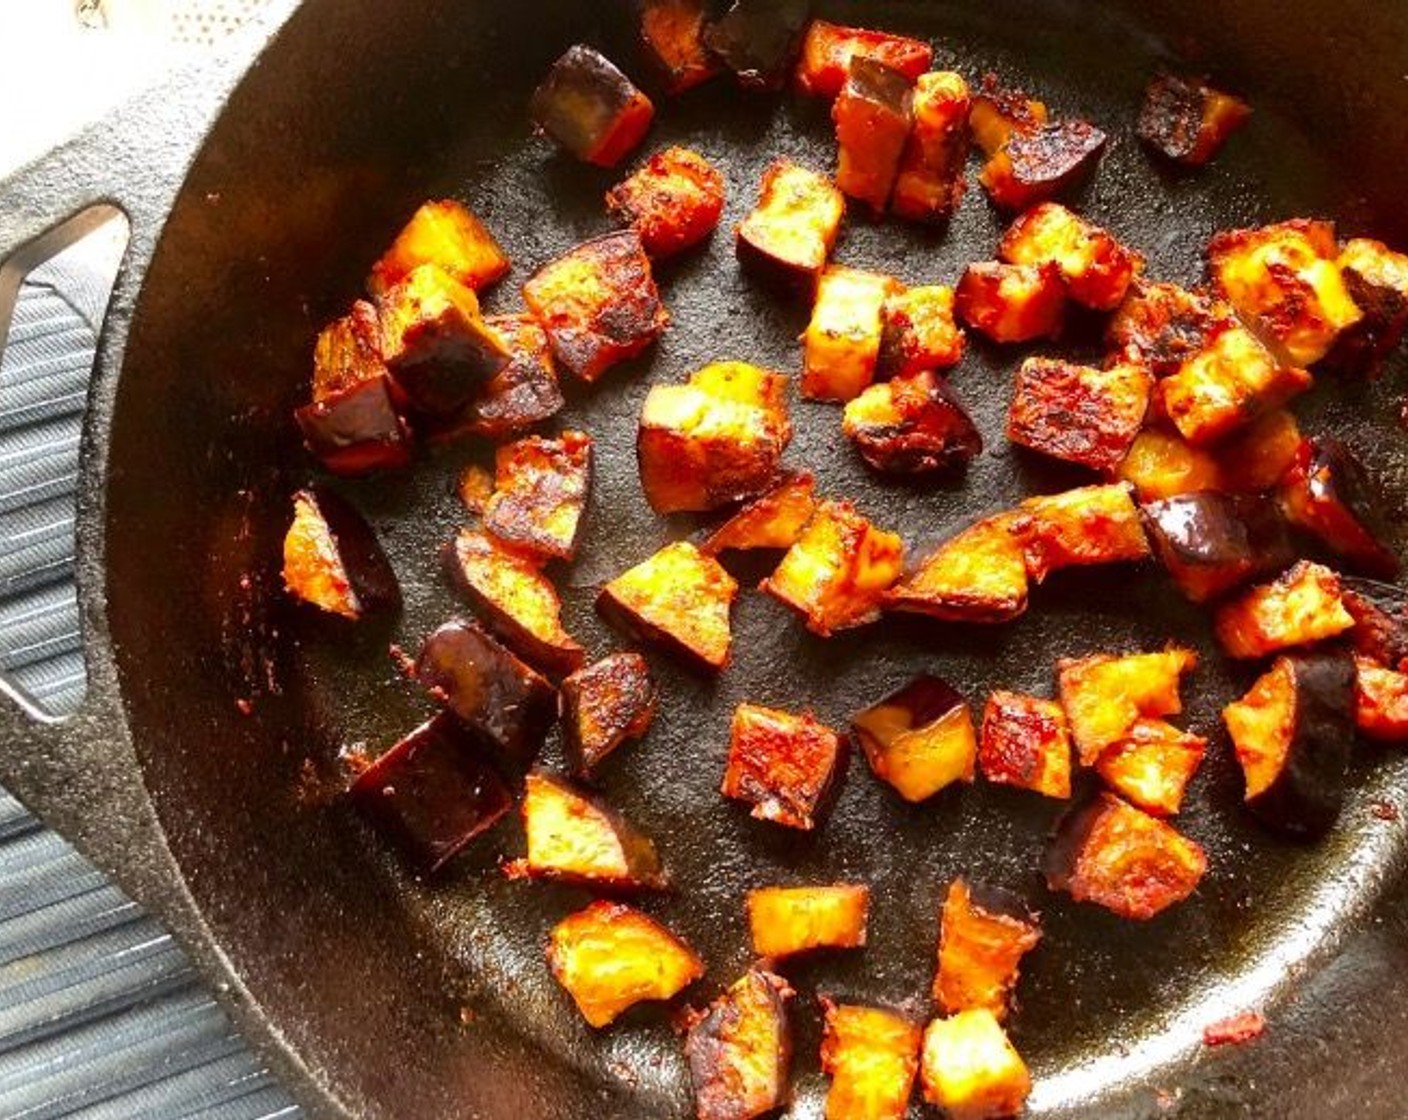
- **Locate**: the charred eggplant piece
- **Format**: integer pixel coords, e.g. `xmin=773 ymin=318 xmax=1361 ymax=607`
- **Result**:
xmin=1141 ymin=491 xmax=1294 ymax=603
xmin=980 ymin=120 xmax=1107 ymax=212
xmin=762 ymin=499 xmax=905 ymax=635
xmin=522 ymin=231 xmax=668 ymax=382
xmin=833 ymin=57 xmax=914 ymax=214
xmin=348 ymin=713 xmax=512 ymax=876
xmin=702 ymin=472 xmax=817 ymax=556
xmin=443 ymin=527 xmax=583 ymax=675
xmin=722 ymin=703 xmax=845 ymax=830
xmin=968 ymin=74 xmax=1046 ymax=157
xmin=1323 ymin=237 xmax=1408 ymax=377
xmin=886 ymin=515 xmax=1028 ymax=623
xmin=1045 ymin=792 xmax=1207 ymax=919
xmin=878 ymin=284 xmax=965 ymax=377
xmin=432 ymin=314 xmax=564 ymax=442
xmin=978 ymin=690 xmax=1071 ymax=798
xmin=954 ymin=261 xmax=1066 ymax=344
xmin=530 ymin=45 xmax=654 ymax=167
xmin=1343 ymin=577 xmax=1408 ymax=671
xmin=843 ymin=369 xmax=982 ymax=475
xmin=935 ymin=879 xmax=1040 ymax=1020
xmin=920 ymin=1009 xmax=1031 ymax=1120
xmin=892 ymin=72 xmax=971 ymax=224
xmin=482 ymin=431 xmax=592 ymax=562
xmin=413 ymin=619 xmax=558 ymax=765
xmin=736 ymin=158 xmax=845 ymax=285
xmin=851 ymin=675 xmax=977 ymax=803
xmin=509 ymin=770 xmax=667 ymax=888
xmin=1137 ymin=74 xmax=1251 ymax=166
xmin=1354 ymin=655 xmax=1408 ymax=743
xmin=1010 ymin=482 xmax=1150 ymax=584
xmin=795 ymin=19 xmax=932 ymax=99
xmin=1215 ymin=408 xmax=1304 ymax=493
xmin=607 ymin=146 xmax=726 ymax=258
xmin=1006 ymin=357 xmax=1151 ymax=472
xmin=685 ymin=968 xmax=794 ymax=1120
xmin=1058 ymin=647 xmax=1197 ymax=766
xmin=1000 ymin=202 xmax=1142 ymax=311
xmin=637 ymin=0 xmax=721 ymax=93
xmin=1094 ymin=718 xmax=1206 ymax=817
xmin=282 ymin=486 xmax=400 ymax=620
xmin=746 ymin=884 xmax=869 ymax=958
xmin=1115 ymin=428 xmax=1222 ymax=502
xmin=367 ymin=199 xmax=509 ymax=296
xmin=560 ymin=653 xmax=658 ymax=776
xmin=1214 ymin=560 xmax=1355 ymax=659
xmin=803 ymin=265 xmax=903 ymax=402
xmin=704 ymin=0 xmax=810 ymax=91
xmin=1280 ymin=437 xmax=1399 ymax=579
xmin=1106 ymin=280 xmax=1236 ymax=377
xmin=1224 ymin=651 xmax=1354 ymax=837
xmin=638 ymin=361 xmax=792 ymax=514
xmin=598 ymin=541 xmax=738 ymax=670
xmin=547 ymin=901 xmax=704 ymax=1027
xmin=820 ymin=1002 xmax=922 ymax=1120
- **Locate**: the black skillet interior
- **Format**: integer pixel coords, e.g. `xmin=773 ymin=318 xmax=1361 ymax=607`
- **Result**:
xmin=100 ymin=0 xmax=1408 ymax=1116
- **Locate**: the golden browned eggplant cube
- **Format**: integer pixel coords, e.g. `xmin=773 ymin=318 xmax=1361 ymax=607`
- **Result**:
xmin=482 ymin=431 xmax=592 ymax=562
xmin=685 ymin=968 xmax=794 ymax=1120
xmin=968 ymin=73 xmax=1047 ymax=157
xmin=722 ymin=703 xmax=845 ymax=830
xmin=368 ymin=199 xmax=510 ymax=296
xmin=283 ymin=486 xmax=400 ymax=620
xmin=978 ymin=690 xmax=1071 ymax=798
xmin=954 ymin=261 xmax=1066 ymax=344
xmin=598 ymin=541 xmax=738 ymax=671
xmin=443 ymin=527 xmax=583 ymax=675
xmin=892 ymin=71 xmax=972 ymax=224
xmin=1057 ymin=646 xmax=1197 ymax=766
xmin=851 ymin=675 xmax=977 ymax=802
xmin=762 ymin=499 xmax=905 ymax=635
xmin=1323 ymin=237 xmax=1408 ymax=376
xmin=1214 ymin=560 xmax=1355 ymax=659
xmin=746 ymin=884 xmax=870 ymax=958
xmin=843 ymin=369 xmax=982 ymax=475
xmin=704 ymin=0 xmax=810 ymax=91
xmin=1214 ymin=408 xmax=1304 ymax=493
xmin=1140 ymin=491 xmax=1294 ymax=604
xmin=607 ymin=146 xmax=726 ymax=258
xmin=935 ymin=879 xmax=1041 ymax=1020
xmin=702 ymin=472 xmax=818 ymax=555
xmin=637 ymin=0 xmax=721 ymax=93
xmin=795 ymin=19 xmax=933 ymax=99
xmin=920 ymin=1009 xmax=1031 ymax=1120
xmin=530 ymin=44 xmax=655 ymax=168
xmin=434 ymin=314 xmax=564 ymax=442
xmin=736 ymin=158 xmax=845 ymax=285
xmin=1354 ymin=655 xmax=1408 ymax=743
xmin=999 ymin=202 xmax=1142 ymax=311
xmin=1115 ymin=428 xmax=1222 ymax=502
xmin=885 ymin=515 xmax=1028 ymax=624
xmin=560 ymin=653 xmax=657 ymax=776
xmin=1045 ymin=792 xmax=1207 ymax=919
xmin=833 ymin=57 xmax=915 ymax=214
xmin=1006 ymin=357 xmax=1151 ymax=472
xmin=1137 ymin=74 xmax=1251 ymax=166
xmin=1208 ymin=219 xmax=1363 ymax=367
xmin=1009 ymin=482 xmax=1150 ymax=584
xmin=522 ymin=230 xmax=668 ymax=382
xmin=637 ymin=361 xmax=792 ymax=514
xmin=547 ymin=901 xmax=704 ymax=1027
xmin=979 ymin=119 xmax=1108 ymax=212
xmin=1106 ymin=279 xmax=1237 ymax=377
xmin=1094 ymin=718 xmax=1206 ymax=817
xmin=819 ymin=1001 xmax=922 ymax=1120
xmin=507 ymin=770 xmax=666 ymax=889
xmin=1280 ymin=436 xmax=1399 ymax=579
xmin=878 ymin=284 xmax=965 ymax=377
xmin=803 ymin=265 xmax=903 ymax=402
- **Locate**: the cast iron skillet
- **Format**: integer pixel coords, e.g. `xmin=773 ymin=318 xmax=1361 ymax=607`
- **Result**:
xmin=3 ymin=1 xmax=1408 ymax=1116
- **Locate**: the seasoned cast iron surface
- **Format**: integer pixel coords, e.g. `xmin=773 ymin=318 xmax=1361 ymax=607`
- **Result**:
xmin=101 ymin=1 xmax=1408 ymax=1116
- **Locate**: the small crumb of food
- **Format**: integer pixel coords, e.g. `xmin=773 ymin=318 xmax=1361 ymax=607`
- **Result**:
xmin=935 ymin=879 xmax=1041 ymax=1020
xmin=1006 ymin=357 xmax=1151 ymax=472
xmin=722 ymin=703 xmax=846 ymax=830
xmin=955 ymin=260 xmax=1066 ymax=343
xmin=560 ymin=653 xmax=658 ymax=776
xmin=1058 ymin=647 xmax=1197 ymax=766
xmin=457 ymin=464 xmax=494 ymax=515
xmin=637 ymin=0 xmax=721 ymax=93
xmin=878 ymin=284 xmax=965 ymax=377
xmin=685 ymin=968 xmax=794 ymax=1120
xmin=819 ymin=1001 xmax=922 ymax=1120
xmin=704 ymin=0 xmax=811 ymax=91
xmin=530 ymin=44 xmax=655 ymax=167
xmin=803 ymin=265 xmax=904 ymax=402
xmin=843 ymin=369 xmax=983 ymax=475
xmin=1201 ymin=1011 xmax=1267 ymax=1048
xmin=702 ymin=472 xmax=817 ymax=555
xmin=795 ymin=19 xmax=933 ymax=99
xmin=851 ymin=675 xmax=977 ymax=802
xmin=736 ymin=158 xmax=845 ymax=285
xmin=1094 ymin=718 xmax=1206 ymax=817
xmin=1138 ymin=74 xmax=1251 ymax=166
xmin=979 ymin=690 xmax=1071 ymax=798
xmin=1214 ymin=560 xmax=1355 ymax=659
xmin=1009 ymin=482 xmax=1150 ymax=584
xmin=746 ymin=884 xmax=870 ymax=958
xmin=483 ymin=431 xmax=592 ymax=562
xmin=1279 ymin=436 xmax=1399 ymax=579
xmin=920 ymin=1008 xmax=1031 ymax=1120
xmin=597 ymin=541 xmax=738 ymax=670
xmin=607 ymin=146 xmax=726 ymax=258
xmin=283 ymin=486 xmax=400 ymax=620
xmin=368 ymin=199 xmax=510 ymax=296
xmin=999 ymin=202 xmax=1143 ymax=311
xmin=892 ymin=71 xmax=971 ymax=223
xmin=833 ymin=57 xmax=915 ymax=213
xmin=1140 ymin=491 xmax=1294 ymax=603
xmin=886 ymin=514 xmax=1029 ymax=623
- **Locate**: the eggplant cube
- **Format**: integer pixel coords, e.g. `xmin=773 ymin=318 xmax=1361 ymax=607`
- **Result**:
xmin=968 ymin=74 xmax=1047 ymax=158
xmin=1106 ymin=280 xmax=1236 ymax=377
xmin=560 ymin=653 xmax=658 ymax=776
xmin=482 ymin=431 xmax=592 ymax=562
xmin=1010 ymin=482 xmax=1150 ymax=584
xmin=886 ymin=515 xmax=1029 ymax=624
xmin=796 ymin=19 xmax=933 ymax=100
xmin=843 ymin=369 xmax=982 ymax=475
xmin=637 ymin=0 xmax=721 ymax=93
xmin=1006 ymin=357 xmax=1151 ymax=472
xmin=762 ymin=499 xmax=905 ymax=635
xmin=746 ymin=884 xmax=870 ymax=958
xmin=702 ymin=472 xmax=817 ymax=555
xmin=803 ymin=266 xmax=903 ymax=402
xmin=434 ymin=314 xmax=564 ymax=443
xmin=1094 ymin=718 xmax=1206 ymax=817
xmin=879 ymin=284 xmax=965 ymax=378
xmin=509 ymin=770 xmax=667 ymax=889
xmin=282 ymin=486 xmax=400 ymax=619
xmin=1324 ymin=237 xmax=1408 ymax=377
xmin=637 ymin=361 xmax=792 ymax=514
xmin=1354 ymin=655 xmax=1408 ymax=743
xmin=413 ymin=619 xmax=558 ymax=766
xmin=851 ymin=675 xmax=977 ymax=802
xmin=367 ymin=199 xmax=510 ymax=296
xmin=348 ymin=713 xmax=512 ymax=875
xmin=1000 ymin=202 xmax=1142 ymax=311
xmin=1214 ymin=560 xmax=1355 ymax=659
xmin=979 ymin=119 xmax=1107 ymax=212
xmin=736 ymin=158 xmax=845 ymax=285
xmin=722 ymin=703 xmax=845 ymax=830
xmin=1045 ymin=792 xmax=1207 ymax=919
xmin=547 ymin=901 xmax=704 ymax=1028
xmin=1137 ymin=74 xmax=1251 ymax=166
xmin=1141 ymin=491 xmax=1294 ymax=603
xmin=530 ymin=45 xmax=654 ymax=168
xmin=920 ymin=1009 xmax=1031 ymax=1120
xmin=892 ymin=71 xmax=972 ymax=224
xmin=819 ymin=1002 xmax=922 ymax=1120
xmin=703 ymin=0 xmax=810 ymax=91
xmin=954 ymin=261 xmax=1066 ymax=344
xmin=1216 ymin=408 xmax=1305 ymax=493
xmin=1280 ymin=436 xmax=1399 ymax=579
xmin=1058 ymin=647 xmax=1197 ymax=766
xmin=978 ymin=690 xmax=1071 ymax=798
xmin=607 ymin=146 xmax=726 ymax=258
xmin=935 ymin=879 xmax=1041 ymax=1020
xmin=685 ymin=968 xmax=794 ymax=1120
xmin=1115 ymin=429 xmax=1222 ymax=503
xmin=833 ymin=56 xmax=914 ymax=214
xmin=598 ymin=541 xmax=738 ymax=671
xmin=1224 ymin=651 xmax=1354 ymax=837
xmin=1343 ymin=578 xmax=1408 ymax=671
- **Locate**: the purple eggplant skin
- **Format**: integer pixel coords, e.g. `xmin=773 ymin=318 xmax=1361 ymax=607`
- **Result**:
xmin=1140 ymin=491 xmax=1295 ymax=603
xmin=348 ymin=713 xmax=512 ymax=875
xmin=1281 ymin=436 xmax=1400 ymax=580
xmin=859 ymin=674 xmax=967 ymax=732
xmin=704 ymin=0 xmax=810 ymax=91
xmin=301 ymin=485 xmax=403 ymax=615
xmin=294 ymin=377 xmax=413 ymax=476
xmin=413 ymin=619 xmax=557 ymax=766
